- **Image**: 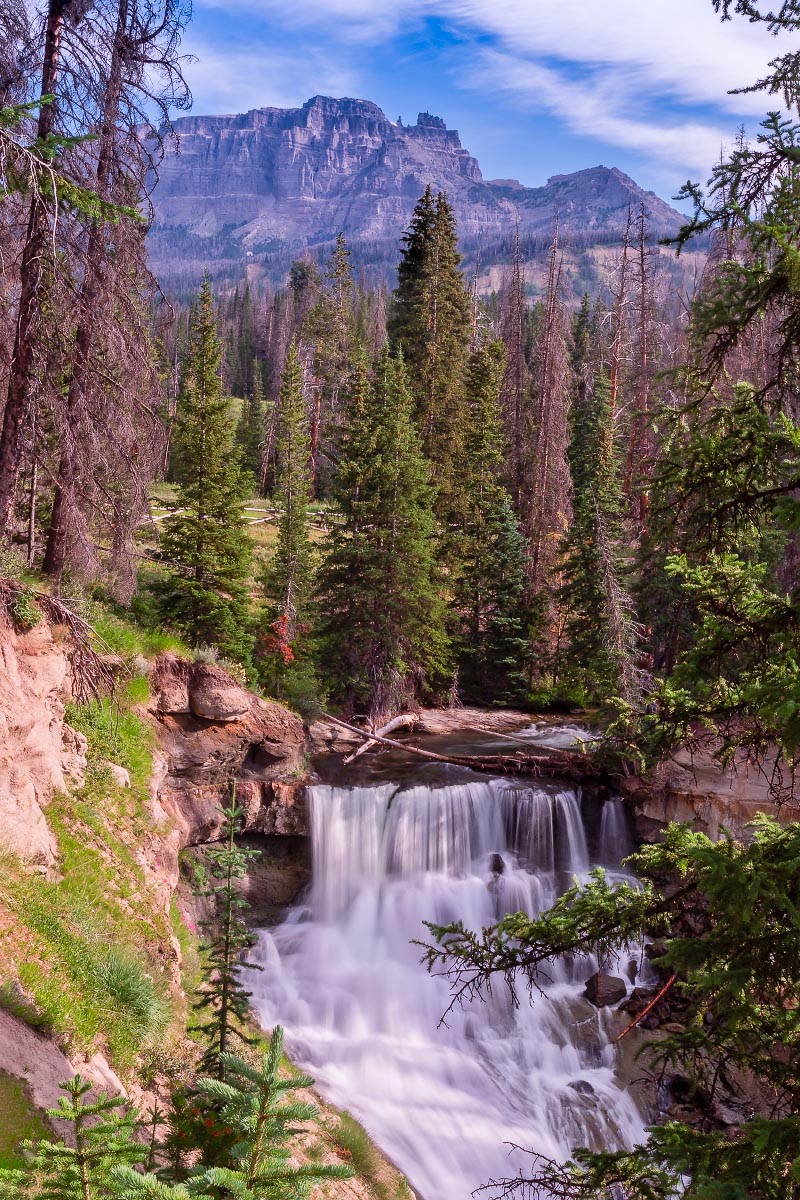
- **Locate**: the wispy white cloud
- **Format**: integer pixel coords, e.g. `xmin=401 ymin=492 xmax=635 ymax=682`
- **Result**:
xmin=467 ymin=48 xmax=737 ymax=180
xmin=189 ymin=0 xmax=784 ymax=181
xmin=183 ymin=37 xmax=360 ymax=115
xmin=196 ymin=0 xmax=775 ymax=110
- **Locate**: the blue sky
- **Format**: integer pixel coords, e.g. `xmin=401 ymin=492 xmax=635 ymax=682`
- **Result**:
xmin=180 ymin=0 xmax=783 ymax=205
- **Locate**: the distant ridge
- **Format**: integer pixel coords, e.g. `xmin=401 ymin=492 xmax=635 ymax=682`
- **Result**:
xmin=146 ymin=95 xmax=686 ymax=291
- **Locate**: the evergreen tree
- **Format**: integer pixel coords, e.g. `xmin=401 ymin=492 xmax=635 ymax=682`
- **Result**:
xmin=560 ymin=370 xmax=639 ymax=700
xmin=454 ymin=340 xmax=528 ymax=703
xmin=192 ymin=790 xmax=262 ymax=1081
xmin=234 ymin=369 xmax=267 ymax=489
xmin=156 ymin=279 xmax=254 ymax=666
xmin=259 ymin=343 xmax=315 ymax=698
xmin=0 ymin=1077 xmax=142 ymax=1198
xmin=317 ymin=349 xmax=449 ymax=720
xmin=388 ymin=187 xmax=472 ymax=531
xmin=191 ymin=1029 xmax=353 ymax=1199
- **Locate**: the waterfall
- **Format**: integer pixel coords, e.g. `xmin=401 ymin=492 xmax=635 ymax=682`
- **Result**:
xmin=246 ymin=771 xmax=645 ymax=1200
xmin=599 ymin=796 xmax=632 ymax=866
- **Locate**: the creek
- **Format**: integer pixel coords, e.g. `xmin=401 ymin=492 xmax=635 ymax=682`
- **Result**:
xmin=247 ymin=724 xmax=648 ymax=1199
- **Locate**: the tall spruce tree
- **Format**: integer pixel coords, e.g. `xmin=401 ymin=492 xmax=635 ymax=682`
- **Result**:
xmin=259 ymin=342 xmax=314 ymax=696
xmin=317 ymin=349 xmax=449 ymax=720
xmin=192 ymin=791 xmax=262 ymax=1081
xmin=157 ymin=279 xmax=254 ymax=666
xmin=388 ymin=187 xmax=472 ymax=533
xmin=455 ymin=340 xmax=528 ymax=703
xmin=560 ymin=369 xmax=639 ymax=700
xmin=235 ymin=368 xmax=267 ymax=490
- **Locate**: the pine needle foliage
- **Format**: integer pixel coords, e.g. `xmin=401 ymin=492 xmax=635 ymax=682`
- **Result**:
xmin=317 ymin=348 xmax=450 ymax=718
xmin=191 ymin=1028 xmax=354 ymax=1199
xmin=454 ymin=339 xmax=528 ymax=703
xmin=388 ymin=186 xmax=472 ymax=532
xmin=0 ymin=1076 xmax=142 ymax=1199
xmin=235 ymin=371 xmax=267 ymax=489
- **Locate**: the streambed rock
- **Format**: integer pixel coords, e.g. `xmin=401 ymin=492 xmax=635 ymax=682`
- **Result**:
xmin=583 ymin=971 xmax=627 ymax=1007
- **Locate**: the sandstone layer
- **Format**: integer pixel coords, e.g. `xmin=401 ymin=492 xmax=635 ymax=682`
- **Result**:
xmin=147 ymin=95 xmax=684 ymax=284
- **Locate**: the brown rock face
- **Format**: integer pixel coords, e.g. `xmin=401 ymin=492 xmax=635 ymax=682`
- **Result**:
xmin=0 ymin=617 xmax=70 ymax=865
xmin=150 ymin=653 xmax=307 ymax=847
xmin=187 ymin=662 xmax=251 ymax=722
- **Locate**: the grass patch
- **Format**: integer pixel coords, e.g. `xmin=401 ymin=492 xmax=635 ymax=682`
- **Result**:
xmin=0 ymin=1071 xmax=50 ymax=1169
xmin=0 ymin=983 xmax=53 ymax=1035
xmin=0 ymin=698 xmax=179 ymax=1072
xmin=326 ymin=1112 xmax=400 ymax=1200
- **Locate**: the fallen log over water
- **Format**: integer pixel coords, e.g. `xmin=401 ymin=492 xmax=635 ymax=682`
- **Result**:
xmin=325 ymin=714 xmax=600 ymax=782
xmin=343 ymin=713 xmax=420 ymax=764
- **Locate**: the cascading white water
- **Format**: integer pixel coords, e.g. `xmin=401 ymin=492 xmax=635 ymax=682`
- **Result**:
xmin=247 ymin=769 xmax=645 ymax=1200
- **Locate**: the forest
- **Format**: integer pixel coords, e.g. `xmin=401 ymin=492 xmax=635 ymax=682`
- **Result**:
xmin=1 ymin=0 xmax=800 ymax=1197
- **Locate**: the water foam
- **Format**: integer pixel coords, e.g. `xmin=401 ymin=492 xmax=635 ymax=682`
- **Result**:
xmin=247 ymin=774 xmax=644 ymax=1199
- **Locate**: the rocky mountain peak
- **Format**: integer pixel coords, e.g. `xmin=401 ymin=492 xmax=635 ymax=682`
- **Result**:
xmin=147 ymin=95 xmax=686 ymax=287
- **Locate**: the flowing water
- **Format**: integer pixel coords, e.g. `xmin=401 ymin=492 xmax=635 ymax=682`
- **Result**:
xmin=247 ymin=751 xmax=647 ymax=1199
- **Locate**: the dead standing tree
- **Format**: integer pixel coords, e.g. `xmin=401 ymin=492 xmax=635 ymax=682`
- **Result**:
xmin=623 ymin=203 xmax=656 ymax=532
xmin=524 ymin=216 xmax=573 ymax=674
xmin=0 ymin=0 xmax=92 ymax=539
xmin=499 ymin=224 xmax=528 ymax=508
xmin=41 ymin=0 xmax=191 ymax=588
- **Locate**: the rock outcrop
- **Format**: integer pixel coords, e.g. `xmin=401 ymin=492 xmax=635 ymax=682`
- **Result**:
xmin=583 ymin=971 xmax=628 ymax=1008
xmin=0 ymin=615 xmax=72 ymax=866
xmin=150 ymin=653 xmax=307 ymax=847
xmin=147 ymin=94 xmax=684 ymax=285
xmin=616 ymin=743 xmax=799 ymax=842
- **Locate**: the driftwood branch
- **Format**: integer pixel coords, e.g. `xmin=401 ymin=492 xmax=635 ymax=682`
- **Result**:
xmin=343 ymin=713 xmax=420 ymax=764
xmin=613 ymin=973 xmax=678 ymax=1044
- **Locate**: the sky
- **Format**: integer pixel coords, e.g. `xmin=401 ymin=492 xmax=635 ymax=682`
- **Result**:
xmin=180 ymin=0 xmax=786 ymax=205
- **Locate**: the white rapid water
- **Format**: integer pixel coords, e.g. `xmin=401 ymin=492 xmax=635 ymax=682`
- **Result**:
xmin=247 ymin=770 xmax=646 ymax=1200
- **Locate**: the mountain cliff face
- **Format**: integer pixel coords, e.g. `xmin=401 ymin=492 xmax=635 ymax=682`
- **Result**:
xmin=147 ymin=95 xmax=685 ymax=287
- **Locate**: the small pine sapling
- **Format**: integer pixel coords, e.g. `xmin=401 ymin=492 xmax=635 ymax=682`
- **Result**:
xmin=0 ymin=1076 xmax=142 ymax=1199
xmin=192 ymin=1026 xmax=354 ymax=1199
xmin=192 ymin=787 xmax=263 ymax=1080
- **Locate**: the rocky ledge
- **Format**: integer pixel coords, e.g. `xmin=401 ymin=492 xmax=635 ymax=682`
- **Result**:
xmin=150 ymin=653 xmax=308 ymax=846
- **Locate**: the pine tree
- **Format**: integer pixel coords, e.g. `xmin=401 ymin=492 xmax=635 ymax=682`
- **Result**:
xmin=454 ymin=340 xmax=528 ymax=703
xmin=0 ymin=1076 xmax=142 ymax=1198
xmin=156 ymin=279 xmax=254 ymax=666
xmin=259 ymin=343 xmax=315 ymax=697
xmin=192 ymin=790 xmax=262 ymax=1081
xmin=560 ymin=369 xmax=639 ymax=699
xmin=317 ymin=349 xmax=449 ymax=720
xmin=191 ymin=1029 xmax=353 ymax=1199
xmin=388 ymin=187 xmax=472 ymax=530
xmin=235 ymin=369 xmax=267 ymax=489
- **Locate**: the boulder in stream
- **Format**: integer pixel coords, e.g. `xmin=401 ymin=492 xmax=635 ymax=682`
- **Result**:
xmin=583 ymin=971 xmax=627 ymax=1007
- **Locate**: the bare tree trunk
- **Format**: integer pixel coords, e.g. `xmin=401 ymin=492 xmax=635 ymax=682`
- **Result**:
xmin=623 ymin=204 xmax=652 ymax=531
xmin=608 ymin=205 xmax=632 ymax=425
xmin=26 ymin=447 xmax=37 ymax=567
xmin=500 ymin=225 xmax=527 ymax=509
xmin=43 ymin=0 xmax=129 ymax=585
xmin=526 ymin=217 xmax=572 ymax=597
xmin=0 ymin=0 xmax=78 ymax=538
